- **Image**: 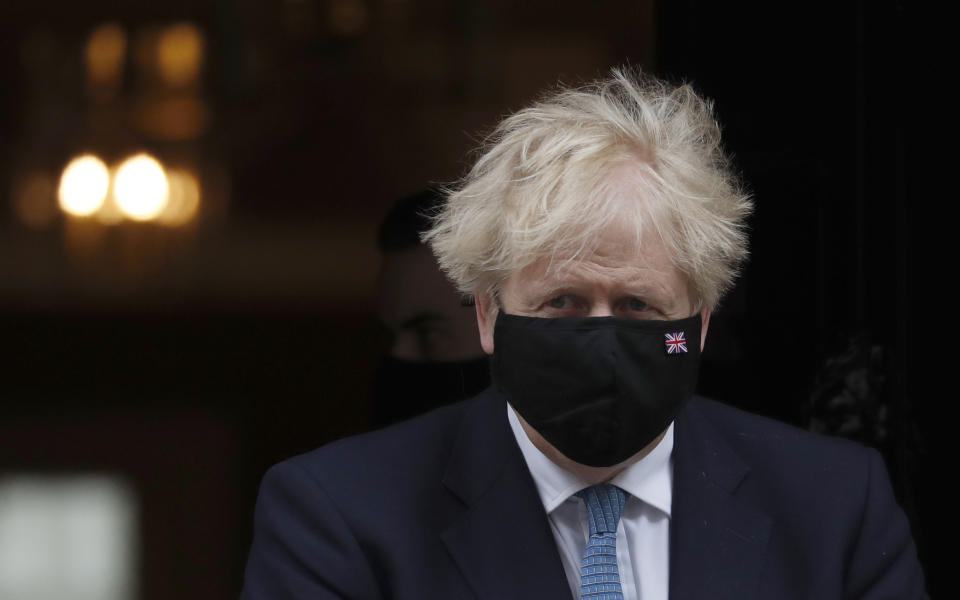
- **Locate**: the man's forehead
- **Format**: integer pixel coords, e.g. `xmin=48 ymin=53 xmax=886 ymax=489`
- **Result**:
xmin=518 ymin=259 xmax=676 ymax=293
xmin=517 ymin=221 xmax=669 ymax=282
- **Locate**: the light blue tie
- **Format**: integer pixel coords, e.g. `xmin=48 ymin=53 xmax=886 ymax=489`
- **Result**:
xmin=575 ymin=484 xmax=628 ymax=600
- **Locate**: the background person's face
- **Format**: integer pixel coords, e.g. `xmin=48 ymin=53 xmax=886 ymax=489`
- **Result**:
xmin=377 ymin=245 xmax=483 ymax=362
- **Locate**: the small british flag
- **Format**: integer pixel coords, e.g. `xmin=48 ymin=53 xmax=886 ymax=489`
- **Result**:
xmin=665 ymin=331 xmax=688 ymax=354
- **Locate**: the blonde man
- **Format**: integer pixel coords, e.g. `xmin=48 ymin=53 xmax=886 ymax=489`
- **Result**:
xmin=242 ymin=69 xmax=926 ymax=600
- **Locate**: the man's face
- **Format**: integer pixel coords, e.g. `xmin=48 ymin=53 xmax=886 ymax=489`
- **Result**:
xmin=377 ymin=245 xmax=483 ymax=362
xmin=475 ymin=218 xmax=709 ymax=354
xmin=473 ymin=215 xmax=711 ymax=481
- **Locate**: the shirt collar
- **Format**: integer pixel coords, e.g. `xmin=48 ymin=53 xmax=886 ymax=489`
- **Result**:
xmin=507 ymin=403 xmax=673 ymax=517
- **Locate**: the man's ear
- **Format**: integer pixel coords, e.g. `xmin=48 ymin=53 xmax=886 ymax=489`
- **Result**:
xmin=474 ymin=293 xmax=496 ymax=355
xmin=699 ymin=305 xmax=711 ymax=351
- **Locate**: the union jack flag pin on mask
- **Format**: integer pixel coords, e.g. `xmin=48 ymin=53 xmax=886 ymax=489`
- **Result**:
xmin=665 ymin=331 xmax=687 ymax=354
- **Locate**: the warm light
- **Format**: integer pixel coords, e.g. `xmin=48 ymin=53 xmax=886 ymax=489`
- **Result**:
xmin=159 ymin=169 xmax=201 ymax=226
xmin=94 ymin=181 xmax=125 ymax=225
xmin=85 ymin=23 xmax=127 ymax=87
xmin=156 ymin=23 xmax=204 ymax=87
xmin=58 ymin=155 xmax=110 ymax=217
xmin=113 ymin=154 xmax=169 ymax=221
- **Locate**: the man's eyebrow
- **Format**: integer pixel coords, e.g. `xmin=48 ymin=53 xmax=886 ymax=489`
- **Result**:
xmin=528 ymin=278 xmax=664 ymax=297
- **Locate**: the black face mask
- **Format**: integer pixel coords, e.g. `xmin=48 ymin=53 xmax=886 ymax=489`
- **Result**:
xmin=370 ymin=355 xmax=491 ymax=428
xmin=492 ymin=312 xmax=702 ymax=467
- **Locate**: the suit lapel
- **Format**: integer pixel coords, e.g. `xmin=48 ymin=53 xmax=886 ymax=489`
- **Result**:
xmin=669 ymin=400 xmax=773 ymax=600
xmin=440 ymin=392 xmax=773 ymax=600
xmin=441 ymin=389 xmax=574 ymax=600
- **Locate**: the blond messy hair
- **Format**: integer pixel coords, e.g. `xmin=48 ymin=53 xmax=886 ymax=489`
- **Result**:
xmin=423 ymin=67 xmax=753 ymax=310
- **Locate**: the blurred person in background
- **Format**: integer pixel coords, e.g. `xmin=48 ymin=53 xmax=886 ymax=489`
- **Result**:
xmin=241 ymin=69 xmax=926 ymax=599
xmin=371 ymin=189 xmax=491 ymax=428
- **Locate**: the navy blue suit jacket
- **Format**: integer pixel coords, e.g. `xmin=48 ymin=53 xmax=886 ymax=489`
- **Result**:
xmin=241 ymin=389 xmax=926 ymax=599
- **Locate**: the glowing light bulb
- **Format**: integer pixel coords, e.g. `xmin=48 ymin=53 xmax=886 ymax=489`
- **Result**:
xmin=113 ymin=154 xmax=169 ymax=221
xmin=58 ymin=155 xmax=110 ymax=217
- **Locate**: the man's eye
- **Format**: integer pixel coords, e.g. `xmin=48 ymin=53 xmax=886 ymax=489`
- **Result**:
xmin=548 ymin=296 xmax=569 ymax=309
xmin=628 ymin=298 xmax=649 ymax=311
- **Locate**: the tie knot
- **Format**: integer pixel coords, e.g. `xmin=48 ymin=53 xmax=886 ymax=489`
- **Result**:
xmin=575 ymin=484 xmax=628 ymax=535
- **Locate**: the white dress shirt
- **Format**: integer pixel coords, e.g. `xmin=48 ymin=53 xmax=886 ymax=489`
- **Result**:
xmin=507 ymin=405 xmax=673 ymax=600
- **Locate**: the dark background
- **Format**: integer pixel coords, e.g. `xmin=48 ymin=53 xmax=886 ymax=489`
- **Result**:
xmin=1 ymin=0 xmax=939 ymax=597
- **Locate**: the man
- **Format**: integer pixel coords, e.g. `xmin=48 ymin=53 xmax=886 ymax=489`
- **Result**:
xmin=371 ymin=190 xmax=491 ymax=428
xmin=241 ymin=69 xmax=926 ymax=599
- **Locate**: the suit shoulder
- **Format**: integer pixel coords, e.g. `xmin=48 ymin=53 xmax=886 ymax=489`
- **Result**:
xmin=282 ymin=397 xmax=470 ymax=489
xmin=254 ymin=397 xmax=480 ymax=549
xmin=687 ymin=396 xmax=874 ymax=484
xmin=685 ymin=398 xmax=926 ymax=597
xmin=685 ymin=397 xmax=879 ymax=543
xmin=691 ymin=396 xmax=868 ymax=455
